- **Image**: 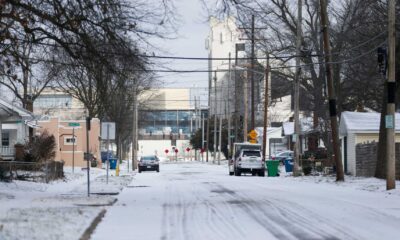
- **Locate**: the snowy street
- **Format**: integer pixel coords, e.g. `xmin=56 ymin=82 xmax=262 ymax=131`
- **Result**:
xmin=92 ymin=162 xmax=400 ymax=240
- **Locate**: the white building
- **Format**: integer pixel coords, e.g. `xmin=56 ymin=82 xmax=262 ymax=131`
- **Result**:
xmin=0 ymin=98 xmax=34 ymax=160
xmin=206 ymin=16 xmax=245 ymax=117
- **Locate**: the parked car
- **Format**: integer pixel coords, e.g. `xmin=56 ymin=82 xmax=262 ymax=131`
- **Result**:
xmin=229 ymin=142 xmax=262 ymax=176
xmin=232 ymin=148 xmax=265 ymax=177
xmin=271 ymin=150 xmax=293 ymax=163
xmin=138 ymin=155 xmax=160 ymax=173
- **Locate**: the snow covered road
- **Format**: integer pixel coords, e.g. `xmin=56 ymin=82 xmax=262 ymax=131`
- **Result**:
xmin=92 ymin=162 xmax=400 ymax=240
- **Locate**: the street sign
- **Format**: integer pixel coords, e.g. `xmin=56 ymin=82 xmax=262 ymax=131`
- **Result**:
xmin=248 ymin=129 xmax=258 ymax=140
xmin=165 ymin=149 xmax=169 ymax=154
xmin=385 ymin=115 xmax=394 ymax=129
xmin=186 ymin=147 xmax=190 ymax=152
xmin=69 ymin=122 xmax=80 ymax=127
xmin=175 ymin=149 xmax=179 ymax=153
xmin=84 ymin=152 xmax=93 ymax=161
xmin=101 ymin=122 xmax=116 ymax=140
xmin=292 ymin=133 xmax=297 ymax=142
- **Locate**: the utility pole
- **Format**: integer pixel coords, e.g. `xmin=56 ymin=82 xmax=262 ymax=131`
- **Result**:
xmin=262 ymin=54 xmax=270 ymax=161
xmin=243 ymin=70 xmax=248 ymax=142
xmin=85 ymin=116 xmax=91 ymax=197
xmin=132 ymin=88 xmax=138 ymax=171
xmin=202 ymin=113 xmax=205 ymax=162
xmin=213 ymin=71 xmax=217 ymax=163
xmin=386 ymin=0 xmax=396 ymax=190
xmin=320 ymin=0 xmax=344 ymax=181
xmin=293 ymin=0 xmax=302 ymax=176
xmin=228 ymin=53 xmax=232 ymax=157
xmin=218 ymin=111 xmax=222 ymax=165
xmin=72 ymin=127 xmax=75 ymax=174
xmin=234 ymin=46 xmax=239 ymax=143
xmin=250 ymin=15 xmax=255 ymax=130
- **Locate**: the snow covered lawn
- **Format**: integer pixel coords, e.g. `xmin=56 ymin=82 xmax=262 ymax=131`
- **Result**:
xmin=0 ymin=164 xmax=134 ymax=240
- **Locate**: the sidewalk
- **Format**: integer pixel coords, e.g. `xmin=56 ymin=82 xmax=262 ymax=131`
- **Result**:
xmin=0 ymin=161 xmax=134 ymax=240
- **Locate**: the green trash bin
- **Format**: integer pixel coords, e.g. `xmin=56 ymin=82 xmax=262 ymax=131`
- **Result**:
xmin=266 ymin=160 xmax=280 ymax=177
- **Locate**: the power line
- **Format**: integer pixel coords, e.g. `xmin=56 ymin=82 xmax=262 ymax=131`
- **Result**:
xmin=4 ymin=31 xmax=387 ymax=61
xmin=4 ymin=39 xmax=386 ymax=74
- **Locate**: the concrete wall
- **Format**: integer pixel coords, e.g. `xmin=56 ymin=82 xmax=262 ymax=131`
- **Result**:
xmin=138 ymin=139 xmax=192 ymax=160
xmin=139 ymin=89 xmax=190 ymax=110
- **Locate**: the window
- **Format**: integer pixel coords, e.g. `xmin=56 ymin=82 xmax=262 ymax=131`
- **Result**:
xmin=34 ymin=95 xmax=72 ymax=109
xmin=64 ymin=136 xmax=76 ymax=145
xmin=2 ymin=132 xmax=9 ymax=146
xmin=242 ymin=151 xmax=261 ymax=157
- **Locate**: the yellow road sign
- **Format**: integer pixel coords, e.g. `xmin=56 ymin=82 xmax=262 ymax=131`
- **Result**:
xmin=248 ymin=129 xmax=258 ymax=140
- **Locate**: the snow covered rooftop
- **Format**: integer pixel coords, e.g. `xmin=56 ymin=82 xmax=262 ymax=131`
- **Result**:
xmin=254 ymin=127 xmax=282 ymax=137
xmin=339 ymin=111 xmax=400 ymax=135
xmin=282 ymin=118 xmax=314 ymax=136
xmin=0 ymin=98 xmax=33 ymax=119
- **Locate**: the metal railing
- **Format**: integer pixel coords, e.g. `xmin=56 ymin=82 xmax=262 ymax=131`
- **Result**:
xmin=1 ymin=146 xmax=15 ymax=156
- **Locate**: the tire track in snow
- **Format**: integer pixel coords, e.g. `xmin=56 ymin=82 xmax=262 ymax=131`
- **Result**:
xmin=241 ymin=180 xmax=365 ymax=239
xmin=212 ymin=182 xmax=348 ymax=240
xmin=259 ymin=199 xmax=358 ymax=240
xmin=194 ymin=183 xmax=247 ymax=240
xmin=161 ymin=181 xmax=192 ymax=240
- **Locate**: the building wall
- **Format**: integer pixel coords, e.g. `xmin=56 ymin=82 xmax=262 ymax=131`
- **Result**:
xmin=37 ymin=117 xmax=101 ymax=167
xmin=140 ymin=89 xmax=190 ymax=110
xmin=207 ymin=16 xmax=245 ymax=116
xmin=346 ymin=132 xmax=357 ymax=176
xmin=33 ymin=90 xmax=86 ymax=120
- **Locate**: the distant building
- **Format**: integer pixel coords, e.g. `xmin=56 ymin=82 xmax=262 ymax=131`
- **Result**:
xmin=206 ymin=16 xmax=268 ymax=130
xmin=138 ymin=88 xmax=207 ymax=158
xmin=206 ymin=16 xmax=244 ymax=117
xmin=33 ymin=90 xmax=86 ymax=120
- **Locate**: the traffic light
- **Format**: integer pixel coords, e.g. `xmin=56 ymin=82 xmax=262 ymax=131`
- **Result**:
xmin=377 ymin=47 xmax=387 ymax=76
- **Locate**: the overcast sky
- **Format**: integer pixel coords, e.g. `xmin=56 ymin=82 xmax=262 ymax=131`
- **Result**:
xmin=151 ymin=0 xmax=210 ymax=105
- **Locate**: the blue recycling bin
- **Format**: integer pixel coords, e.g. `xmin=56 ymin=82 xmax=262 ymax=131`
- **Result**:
xmin=284 ymin=158 xmax=294 ymax=172
xmin=101 ymin=151 xmax=113 ymax=164
xmin=109 ymin=158 xmax=117 ymax=169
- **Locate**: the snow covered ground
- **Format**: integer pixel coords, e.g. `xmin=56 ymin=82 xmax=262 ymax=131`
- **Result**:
xmin=92 ymin=162 xmax=400 ymax=240
xmin=0 ymin=163 xmax=133 ymax=240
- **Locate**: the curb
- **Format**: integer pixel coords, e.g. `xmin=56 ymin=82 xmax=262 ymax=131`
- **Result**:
xmin=79 ymin=209 xmax=106 ymax=240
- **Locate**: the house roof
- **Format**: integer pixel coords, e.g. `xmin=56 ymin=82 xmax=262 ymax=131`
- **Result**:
xmin=282 ymin=117 xmax=314 ymax=136
xmin=0 ymin=98 xmax=33 ymax=119
xmin=339 ymin=111 xmax=400 ymax=135
xmin=255 ymin=127 xmax=282 ymax=138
